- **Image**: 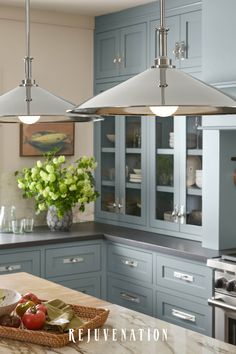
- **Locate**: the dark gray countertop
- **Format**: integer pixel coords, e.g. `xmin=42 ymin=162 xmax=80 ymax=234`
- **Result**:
xmin=0 ymin=221 xmax=229 ymax=262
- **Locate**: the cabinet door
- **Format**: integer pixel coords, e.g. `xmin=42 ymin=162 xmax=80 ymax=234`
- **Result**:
xmin=95 ymin=116 xmax=120 ymax=220
xmin=120 ymin=23 xmax=147 ymax=76
xmin=118 ymin=116 xmax=147 ymax=225
xmin=179 ymin=116 xmax=203 ymax=236
xmin=94 ymin=83 xmax=120 ymax=220
xmin=150 ymin=116 xmax=179 ymax=231
xmin=149 ymin=17 xmax=180 ymax=68
xmin=95 ymin=30 xmax=119 ymax=79
xmin=180 ymin=11 xmax=201 ymax=69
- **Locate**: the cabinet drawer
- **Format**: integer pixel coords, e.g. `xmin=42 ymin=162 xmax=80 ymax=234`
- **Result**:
xmin=45 ymin=244 xmax=101 ymax=277
xmin=156 ymin=254 xmax=212 ymax=299
xmin=52 ymin=276 xmax=101 ymax=298
xmin=156 ymin=290 xmax=212 ymax=336
xmin=108 ymin=243 xmax=152 ymax=283
xmin=0 ymin=250 xmax=40 ymax=276
xmin=107 ymin=276 xmax=153 ymax=315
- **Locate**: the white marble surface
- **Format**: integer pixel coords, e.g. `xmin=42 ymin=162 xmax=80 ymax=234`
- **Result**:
xmin=0 ymin=304 xmax=235 ymax=354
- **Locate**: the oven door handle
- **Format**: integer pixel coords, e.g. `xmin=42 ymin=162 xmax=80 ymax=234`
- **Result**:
xmin=208 ymin=297 xmax=236 ymax=311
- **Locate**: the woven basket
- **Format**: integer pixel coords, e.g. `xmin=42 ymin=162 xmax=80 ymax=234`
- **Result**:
xmin=0 ymin=304 xmax=109 ymax=348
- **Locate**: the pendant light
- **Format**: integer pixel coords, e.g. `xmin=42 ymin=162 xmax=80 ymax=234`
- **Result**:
xmin=0 ymin=0 xmax=80 ymax=124
xmin=67 ymin=0 xmax=236 ymax=119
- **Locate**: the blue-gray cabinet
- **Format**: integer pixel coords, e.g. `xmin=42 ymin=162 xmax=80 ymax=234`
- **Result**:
xmin=106 ymin=241 xmax=213 ymax=336
xmin=44 ymin=241 xmax=104 ymax=299
xmin=95 ymin=22 xmax=147 ymax=80
xmin=94 ymin=82 xmax=147 ymax=227
xmin=0 ymin=248 xmax=41 ymax=276
xmin=0 ymin=237 xmax=213 ymax=336
xmin=149 ymin=116 xmax=203 ymax=240
xmin=156 ymin=289 xmax=212 ymax=335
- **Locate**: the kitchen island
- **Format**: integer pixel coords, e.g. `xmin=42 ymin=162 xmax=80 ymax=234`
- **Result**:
xmin=0 ymin=272 xmax=234 ymax=354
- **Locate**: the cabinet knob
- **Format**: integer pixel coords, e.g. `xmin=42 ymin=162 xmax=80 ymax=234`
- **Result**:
xmin=113 ymin=58 xmax=117 ymax=64
xmin=118 ymin=57 xmax=122 ymax=63
xmin=173 ymin=42 xmax=180 ymax=60
xmin=178 ymin=205 xmax=185 ymax=217
xmin=172 ymin=204 xmax=179 ymax=217
xmin=172 ymin=309 xmax=196 ymax=323
xmin=120 ymin=291 xmax=140 ymax=304
xmin=178 ymin=41 xmax=186 ymax=60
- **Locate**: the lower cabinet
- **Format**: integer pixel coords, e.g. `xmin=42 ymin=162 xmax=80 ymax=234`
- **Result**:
xmin=156 ymin=289 xmax=212 ymax=335
xmin=0 ymin=239 xmax=213 ymax=337
xmin=107 ymin=276 xmax=153 ymax=316
xmin=44 ymin=240 xmax=104 ymax=299
xmin=107 ymin=241 xmax=213 ymax=337
xmin=50 ymin=275 xmax=101 ymax=298
xmin=0 ymin=248 xmax=41 ymax=276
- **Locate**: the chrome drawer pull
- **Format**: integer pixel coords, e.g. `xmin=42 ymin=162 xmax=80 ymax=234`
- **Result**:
xmin=174 ymin=271 xmax=194 ymax=283
xmin=121 ymin=259 xmax=138 ymax=268
xmin=63 ymin=257 xmax=84 ymax=264
xmin=0 ymin=264 xmax=21 ymax=272
xmin=120 ymin=291 xmax=140 ymax=304
xmin=172 ymin=309 xmax=196 ymax=323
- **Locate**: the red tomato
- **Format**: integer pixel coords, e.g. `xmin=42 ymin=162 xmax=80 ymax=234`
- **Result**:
xmin=36 ymin=303 xmax=47 ymax=314
xmin=21 ymin=293 xmax=41 ymax=305
xmin=22 ymin=308 xmax=46 ymax=330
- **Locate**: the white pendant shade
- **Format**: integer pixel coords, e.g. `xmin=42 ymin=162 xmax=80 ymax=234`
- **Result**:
xmin=0 ymin=85 xmax=76 ymax=123
xmin=67 ymin=67 xmax=236 ymax=117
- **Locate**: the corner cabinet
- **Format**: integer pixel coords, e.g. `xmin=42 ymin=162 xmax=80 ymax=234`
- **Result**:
xmin=95 ymin=22 xmax=147 ymax=80
xmin=149 ymin=116 xmax=203 ymax=239
xmin=94 ymin=84 xmax=147 ymax=226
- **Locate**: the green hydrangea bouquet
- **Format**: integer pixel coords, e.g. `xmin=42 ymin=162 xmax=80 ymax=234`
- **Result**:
xmin=16 ymin=154 xmax=99 ymax=219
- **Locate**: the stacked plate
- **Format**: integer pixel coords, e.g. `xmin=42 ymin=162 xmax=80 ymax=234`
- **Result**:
xmin=129 ymin=170 xmax=142 ymax=183
xmin=169 ymin=132 xmax=174 ymax=148
xmin=195 ymin=170 xmax=202 ymax=188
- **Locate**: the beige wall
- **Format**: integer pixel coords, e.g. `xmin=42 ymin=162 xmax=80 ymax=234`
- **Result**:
xmin=0 ymin=6 xmax=95 ymax=224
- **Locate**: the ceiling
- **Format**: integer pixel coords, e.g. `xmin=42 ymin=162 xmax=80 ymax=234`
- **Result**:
xmin=0 ymin=0 xmax=155 ymax=16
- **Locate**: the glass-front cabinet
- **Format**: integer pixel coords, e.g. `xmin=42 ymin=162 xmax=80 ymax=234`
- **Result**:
xmin=150 ymin=115 xmax=203 ymax=237
xmin=94 ymin=115 xmax=147 ymax=226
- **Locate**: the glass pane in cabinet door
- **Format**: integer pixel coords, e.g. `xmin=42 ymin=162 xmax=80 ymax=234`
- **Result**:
xmin=155 ymin=116 xmax=176 ymax=222
xmin=100 ymin=117 xmax=116 ymax=213
xmin=186 ymin=116 xmax=202 ymax=226
xmin=101 ymin=116 xmax=116 ymax=148
xmin=156 ymin=116 xmax=174 ymax=149
xmin=125 ymin=117 xmax=142 ymax=217
xmin=126 ymin=117 xmax=142 ymax=149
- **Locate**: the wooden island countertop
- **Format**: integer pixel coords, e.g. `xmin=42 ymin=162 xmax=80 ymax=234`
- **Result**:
xmin=0 ymin=272 xmax=235 ymax=354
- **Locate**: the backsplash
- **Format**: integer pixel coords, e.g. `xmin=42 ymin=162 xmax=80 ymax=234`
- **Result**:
xmin=0 ymin=172 xmax=94 ymax=226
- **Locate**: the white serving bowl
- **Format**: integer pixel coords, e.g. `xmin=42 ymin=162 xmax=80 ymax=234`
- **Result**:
xmin=133 ymin=169 xmax=141 ymax=175
xmin=196 ymin=179 xmax=202 ymax=189
xmin=106 ymin=134 xmax=115 ymax=143
xmin=0 ymin=289 xmax=21 ymax=316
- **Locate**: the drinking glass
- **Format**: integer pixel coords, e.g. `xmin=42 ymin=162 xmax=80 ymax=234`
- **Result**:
xmin=12 ymin=219 xmax=24 ymax=234
xmin=23 ymin=218 xmax=34 ymax=233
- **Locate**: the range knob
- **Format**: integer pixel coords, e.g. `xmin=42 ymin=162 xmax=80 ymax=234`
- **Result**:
xmin=215 ymin=277 xmax=227 ymax=288
xmin=226 ymin=280 xmax=236 ymax=292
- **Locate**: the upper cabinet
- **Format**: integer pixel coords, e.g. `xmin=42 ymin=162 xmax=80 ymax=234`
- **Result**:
xmin=94 ymin=82 xmax=147 ymax=227
xmin=95 ymin=23 xmax=147 ymax=80
xmin=149 ymin=116 xmax=203 ymax=238
xmin=149 ymin=10 xmax=201 ymax=70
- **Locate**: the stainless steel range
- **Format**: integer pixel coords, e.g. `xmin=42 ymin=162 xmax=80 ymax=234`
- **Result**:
xmin=207 ymin=255 xmax=236 ymax=345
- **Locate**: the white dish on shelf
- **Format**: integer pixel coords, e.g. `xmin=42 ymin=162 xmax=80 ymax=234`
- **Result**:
xmin=133 ymin=169 xmax=141 ymax=175
xmin=129 ymin=179 xmax=141 ymax=183
xmin=106 ymin=134 xmax=115 ymax=143
xmin=130 ymin=173 xmax=142 ymax=178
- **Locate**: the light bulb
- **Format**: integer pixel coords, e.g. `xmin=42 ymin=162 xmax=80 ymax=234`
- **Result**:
xmin=18 ymin=116 xmax=40 ymax=124
xmin=150 ymin=106 xmax=179 ymax=117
